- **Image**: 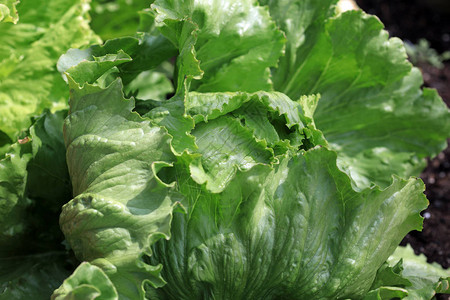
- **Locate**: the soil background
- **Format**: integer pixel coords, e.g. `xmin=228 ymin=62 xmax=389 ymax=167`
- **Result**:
xmin=355 ymin=0 xmax=449 ymax=298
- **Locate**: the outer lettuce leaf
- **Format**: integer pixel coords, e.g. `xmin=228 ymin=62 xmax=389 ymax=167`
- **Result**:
xmin=265 ymin=3 xmax=450 ymax=189
xmin=143 ymin=96 xmax=197 ymax=155
xmin=49 ymin=2 xmax=450 ymax=299
xmin=60 ymin=77 xmax=181 ymax=299
xmin=387 ymin=245 xmax=450 ymax=299
xmin=0 ymin=110 xmax=74 ymax=300
xmin=52 ymin=262 xmax=118 ymax=300
xmin=58 ymin=29 xmax=177 ymax=87
xmin=151 ymin=0 xmax=285 ymax=93
xmin=148 ymin=147 xmax=427 ymax=299
xmin=363 ymin=245 xmax=450 ymax=299
xmin=0 ymin=0 xmax=100 ymax=141
xmin=0 ymin=0 xmax=18 ymax=23
xmin=259 ymin=0 xmax=338 ymax=90
xmin=62 ymin=49 xmax=133 ymax=84
xmin=369 ymin=260 xmax=412 ymax=292
xmin=81 ymin=8 xmax=177 ymax=94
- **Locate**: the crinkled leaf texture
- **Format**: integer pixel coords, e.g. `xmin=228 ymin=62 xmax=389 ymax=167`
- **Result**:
xmin=267 ymin=4 xmax=450 ymax=189
xmin=58 ymin=75 xmax=431 ymax=299
xmin=148 ymin=148 xmax=428 ymax=299
xmin=0 ymin=0 xmax=100 ymax=143
xmin=59 ymin=77 xmax=181 ymax=300
xmin=387 ymin=245 xmax=449 ymax=299
xmin=0 ymin=0 xmax=18 ymax=23
xmin=363 ymin=245 xmax=450 ymax=300
xmin=52 ymin=0 xmax=450 ymax=299
xmin=151 ymin=0 xmax=285 ymax=93
xmin=52 ymin=262 xmax=118 ymax=300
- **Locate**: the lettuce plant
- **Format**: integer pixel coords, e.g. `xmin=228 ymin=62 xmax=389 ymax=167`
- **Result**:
xmin=1 ymin=0 xmax=450 ymax=299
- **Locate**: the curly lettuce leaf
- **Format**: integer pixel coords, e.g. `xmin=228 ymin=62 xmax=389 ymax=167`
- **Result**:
xmin=265 ymin=2 xmax=450 ymax=189
xmin=0 ymin=0 xmax=100 ymax=141
xmin=147 ymin=147 xmax=427 ymax=299
xmin=52 ymin=262 xmax=118 ymax=300
xmin=259 ymin=0 xmax=338 ymax=90
xmin=144 ymin=90 xmax=325 ymax=193
xmin=58 ymin=28 xmax=177 ymax=88
xmin=0 ymin=0 xmax=18 ymax=23
xmin=60 ymin=77 xmax=182 ymax=299
xmin=152 ymin=0 xmax=285 ymax=93
xmin=49 ymin=2 xmax=450 ymax=299
xmin=387 ymin=245 xmax=450 ymax=299
xmin=363 ymin=245 xmax=449 ymax=299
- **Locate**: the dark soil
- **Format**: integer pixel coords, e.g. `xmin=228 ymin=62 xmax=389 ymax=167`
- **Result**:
xmin=356 ymin=0 xmax=450 ymax=53
xmin=356 ymin=0 xmax=450 ymax=298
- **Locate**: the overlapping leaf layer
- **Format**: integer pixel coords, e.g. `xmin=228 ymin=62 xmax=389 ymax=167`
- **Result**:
xmin=0 ymin=0 xmax=449 ymax=299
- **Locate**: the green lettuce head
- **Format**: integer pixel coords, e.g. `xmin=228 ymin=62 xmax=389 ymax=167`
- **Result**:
xmin=2 ymin=0 xmax=450 ymax=299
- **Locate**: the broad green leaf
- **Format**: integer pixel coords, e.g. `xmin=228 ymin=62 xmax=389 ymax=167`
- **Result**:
xmin=143 ymin=97 xmax=197 ymax=155
xmin=58 ymin=33 xmax=177 ymax=87
xmin=387 ymin=245 xmax=450 ymax=299
xmin=152 ymin=0 xmax=285 ymax=93
xmin=370 ymin=260 xmax=412 ymax=291
xmin=185 ymin=91 xmax=324 ymax=148
xmin=148 ymin=147 xmax=428 ymax=299
xmin=52 ymin=262 xmax=118 ymax=300
xmin=0 ymin=0 xmax=100 ymax=141
xmin=62 ymin=50 xmax=132 ymax=85
xmin=363 ymin=245 xmax=450 ymax=299
xmin=189 ymin=116 xmax=275 ymax=193
xmin=259 ymin=0 xmax=338 ymax=90
xmin=0 ymin=0 xmax=18 ymax=23
xmin=147 ymin=90 xmax=324 ymax=193
xmin=267 ymin=7 xmax=450 ymax=188
xmin=61 ymin=77 xmax=181 ymax=299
